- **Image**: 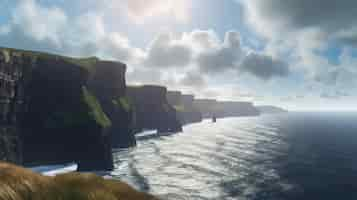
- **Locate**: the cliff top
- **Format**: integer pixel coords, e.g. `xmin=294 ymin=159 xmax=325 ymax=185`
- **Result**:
xmin=0 ymin=47 xmax=125 ymax=74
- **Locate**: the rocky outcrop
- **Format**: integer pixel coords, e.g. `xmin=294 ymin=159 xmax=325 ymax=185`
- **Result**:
xmin=0 ymin=162 xmax=159 ymax=200
xmin=128 ymin=85 xmax=182 ymax=133
xmin=257 ymin=106 xmax=288 ymax=114
xmin=88 ymin=61 xmax=136 ymax=148
xmin=0 ymin=47 xmax=113 ymax=171
xmin=167 ymin=91 xmax=202 ymax=124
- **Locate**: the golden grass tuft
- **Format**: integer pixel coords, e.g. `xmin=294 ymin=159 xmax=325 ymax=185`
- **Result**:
xmin=0 ymin=162 xmax=158 ymax=200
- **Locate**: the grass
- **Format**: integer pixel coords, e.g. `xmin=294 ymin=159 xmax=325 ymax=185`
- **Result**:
xmin=0 ymin=162 xmax=159 ymax=200
xmin=112 ymin=96 xmax=132 ymax=113
xmin=0 ymin=47 xmax=99 ymax=73
xmin=44 ymin=87 xmax=112 ymax=130
xmin=82 ymin=87 xmax=112 ymax=128
xmin=173 ymin=105 xmax=185 ymax=112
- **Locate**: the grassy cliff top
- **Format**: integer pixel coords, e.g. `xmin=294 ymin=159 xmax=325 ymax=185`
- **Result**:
xmin=82 ymin=87 xmax=112 ymax=128
xmin=0 ymin=46 xmax=109 ymax=73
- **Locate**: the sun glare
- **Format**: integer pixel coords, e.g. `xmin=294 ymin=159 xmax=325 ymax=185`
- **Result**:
xmin=125 ymin=0 xmax=191 ymax=24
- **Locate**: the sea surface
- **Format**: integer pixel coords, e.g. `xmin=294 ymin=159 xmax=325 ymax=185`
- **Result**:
xmin=109 ymin=112 xmax=357 ymax=200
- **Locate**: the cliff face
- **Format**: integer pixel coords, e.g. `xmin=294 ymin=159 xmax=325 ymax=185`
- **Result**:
xmin=0 ymin=50 xmax=22 ymax=164
xmin=180 ymin=95 xmax=202 ymax=124
xmin=88 ymin=61 xmax=136 ymax=148
xmin=167 ymin=91 xmax=202 ymax=125
xmin=0 ymin=48 xmax=113 ymax=171
xmin=128 ymin=86 xmax=182 ymax=133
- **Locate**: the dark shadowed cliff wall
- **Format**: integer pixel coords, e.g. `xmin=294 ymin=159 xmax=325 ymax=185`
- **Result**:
xmin=128 ymin=86 xmax=182 ymax=133
xmin=0 ymin=50 xmax=23 ymax=164
xmin=167 ymin=91 xmax=202 ymax=125
xmin=0 ymin=48 xmax=114 ymax=171
xmin=88 ymin=61 xmax=136 ymax=148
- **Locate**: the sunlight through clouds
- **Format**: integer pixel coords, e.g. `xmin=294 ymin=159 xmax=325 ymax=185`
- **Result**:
xmin=124 ymin=0 xmax=191 ymax=24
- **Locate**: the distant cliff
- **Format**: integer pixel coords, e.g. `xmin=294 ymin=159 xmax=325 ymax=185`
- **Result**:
xmin=167 ymin=91 xmax=202 ymax=124
xmin=215 ymin=101 xmax=260 ymax=118
xmin=0 ymin=47 xmax=137 ymax=170
xmin=128 ymin=86 xmax=182 ymax=133
xmin=193 ymin=99 xmax=218 ymax=118
xmin=194 ymin=99 xmax=260 ymax=118
xmin=257 ymin=106 xmax=288 ymax=114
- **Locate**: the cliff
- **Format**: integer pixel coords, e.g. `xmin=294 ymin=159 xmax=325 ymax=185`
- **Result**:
xmin=0 ymin=162 xmax=158 ymax=200
xmin=193 ymin=99 xmax=218 ymax=118
xmin=0 ymin=47 xmax=113 ymax=171
xmin=194 ymin=99 xmax=260 ymax=118
xmin=128 ymin=85 xmax=182 ymax=133
xmin=215 ymin=101 xmax=260 ymax=118
xmin=257 ymin=106 xmax=288 ymax=114
xmin=88 ymin=61 xmax=136 ymax=148
xmin=167 ymin=91 xmax=202 ymax=124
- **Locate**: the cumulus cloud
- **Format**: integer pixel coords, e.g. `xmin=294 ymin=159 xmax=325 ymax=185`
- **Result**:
xmin=239 ymin=52 xmax=290 ymax=80
xmin=180 ymin=71 xmax=206 ymax=89
xmin=124 ymin=0 xmax=191 ymax=23
xmin=12 ymin=0 xmax=68 ymax=46
xmin=143 ymin=33 xmax=193 ymax=68
xmin=1 ymin=0 xmax=144 ymax=63
xmin=242 ymin=0 xmax=357 ymax=43
xmin=197 ymin=31 xmax=243 ymax=73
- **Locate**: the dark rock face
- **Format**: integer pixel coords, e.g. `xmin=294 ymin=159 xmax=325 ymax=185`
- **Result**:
xmin=0 ymin=127 xmax=21 ymax=164
xmin=128 ymin=85 xmax=182 ymax=133
xmin=0 ymin=48 xmax=114 ymax=171
xmin=166 ymin=91 xmax=182 ymax=106
xmin=0 ymin=50 xmax=23 ymax=164
xmin=88 ymin=61 xmax=136 ymax=148
xmin=167 ymin=91 xmax=202 ymax=125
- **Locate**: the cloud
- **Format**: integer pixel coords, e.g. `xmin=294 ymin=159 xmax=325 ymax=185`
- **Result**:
xmin=179 ymin=71 xmax=206 ymax=89
xmin=242 ymin=0 xmax=357 ymax=44
xmin=143 ymin=33 xmax=193 ymax=68
xmin=239 ymin=52 xmax=290 ymax=80
xmin=11 ymin=0 xmax=68 ymax=46
xmin=320 ymin=91 xmax=350 ymax=99
xmin=1 ymin=0 xmax=144 ymax=63
xmin=197 ymin=31 xmax=243 ymax=73
xmin=122 ymin=0 xmax=191 ymax=23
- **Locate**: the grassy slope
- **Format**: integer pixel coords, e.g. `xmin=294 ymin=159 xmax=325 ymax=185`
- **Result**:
xmin=0 ymin=162 xmax=158 ymax=200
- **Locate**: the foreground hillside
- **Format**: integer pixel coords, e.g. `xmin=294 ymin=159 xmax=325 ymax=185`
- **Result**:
xmin=0 ymin=162 xmax=158 ymax=200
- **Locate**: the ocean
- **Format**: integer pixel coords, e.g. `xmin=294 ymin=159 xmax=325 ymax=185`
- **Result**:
xmin=109 ymin=112 xmax=357 ymax=200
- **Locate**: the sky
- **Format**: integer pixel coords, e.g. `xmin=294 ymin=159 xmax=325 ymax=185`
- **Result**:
xmin=1 ymin=0 xmax=357 ymax=111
